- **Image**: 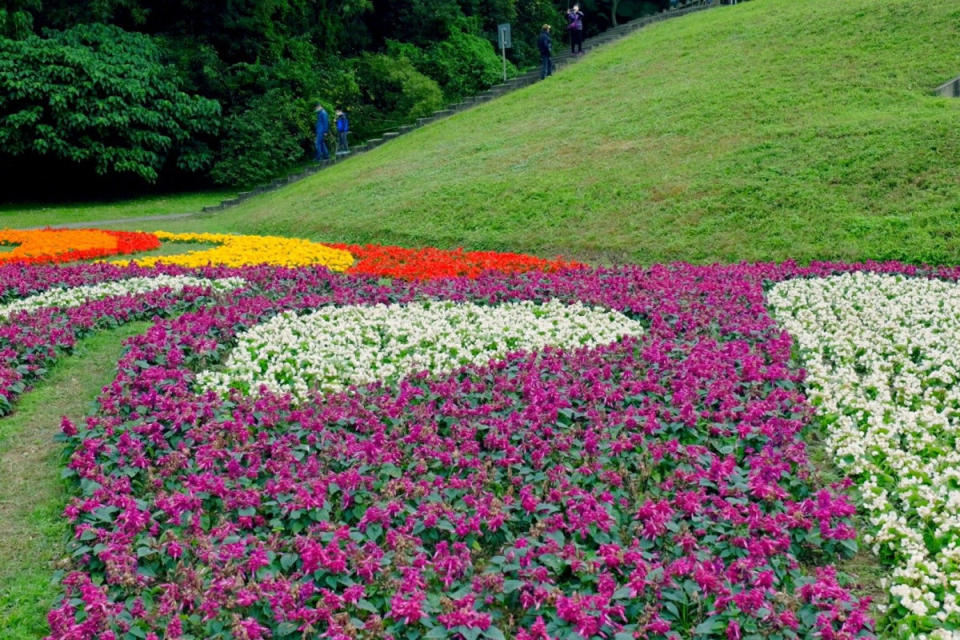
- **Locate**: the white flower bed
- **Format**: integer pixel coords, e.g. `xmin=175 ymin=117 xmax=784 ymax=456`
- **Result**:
xmin=768 ymin=272 xmax=960 ymax=637
xmin=0 ymin=276 xmax=246 ymax=320
xmin=196 ymin=299 xmax=644 ymax=400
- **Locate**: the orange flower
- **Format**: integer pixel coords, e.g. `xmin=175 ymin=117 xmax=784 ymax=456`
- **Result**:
xmin=0 ymin=229 xmax=160 ymax=265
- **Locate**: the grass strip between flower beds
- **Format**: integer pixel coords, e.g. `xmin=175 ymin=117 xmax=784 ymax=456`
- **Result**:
xmin=0 ymin=321 xmax=151 ymax=639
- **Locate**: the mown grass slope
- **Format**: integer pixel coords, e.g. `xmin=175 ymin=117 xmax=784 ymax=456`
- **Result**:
xmin=140 ymin=0 xmax=960 ymax=264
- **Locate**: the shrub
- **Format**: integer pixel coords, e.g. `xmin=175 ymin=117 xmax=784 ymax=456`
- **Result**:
xmin=209 ymin=90 xmax=307 ymax=187
xmin=388 ymin=22 xmax=509 ymax=101
xmin=353 ymin=52 xmax=444 ymax=133
xmin=0 ymin=23 xmax=219 ymax=183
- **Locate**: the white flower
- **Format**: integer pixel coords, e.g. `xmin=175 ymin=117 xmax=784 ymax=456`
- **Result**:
xmin=197 ymin=299 xmax=644 ymax=401
xmin=0 ymin=275 xmax=245 ymax=320
xmin=768 ymin=273 xmax=960 ymax=634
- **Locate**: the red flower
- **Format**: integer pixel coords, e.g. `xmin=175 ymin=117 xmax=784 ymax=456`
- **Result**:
xmin=325 ymin=242 xmax=583 ymax=280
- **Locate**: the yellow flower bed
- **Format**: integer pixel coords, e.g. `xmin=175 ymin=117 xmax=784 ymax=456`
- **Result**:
xmin=126 ymin=232 xmax=354 ymax=271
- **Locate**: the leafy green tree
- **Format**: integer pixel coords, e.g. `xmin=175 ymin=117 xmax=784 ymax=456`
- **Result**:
xmin=209 ymin=89 xmax=306 ymax=186
xmin=0 ymin=22 xmax=220 ymax=182
xmin=0 ymin=0 xmax=40 ymax=37
xmin=387 ymin=21 xmax=509 ymax=101
xmin=353 ymin=52 xmax=445 ymax=130
xmin=1 ymin=0 xmax=619 ymax=191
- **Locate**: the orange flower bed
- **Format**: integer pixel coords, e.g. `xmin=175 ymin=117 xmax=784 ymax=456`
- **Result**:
xmin=325 ymin=243 xmax=584 ymax=280
xmin=0 ymin=229 xmax=161 ymax=265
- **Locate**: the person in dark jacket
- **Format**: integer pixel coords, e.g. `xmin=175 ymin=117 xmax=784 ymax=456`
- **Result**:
xmin=537 ymin=24 xmax=553 ymax=79
xmin=335 ymin=109 xmax=350 ymax=155
xmin=566 ymin=4 xmax=584 ymax=55
xmin=314 ymin=104 xmax=329 ymax=162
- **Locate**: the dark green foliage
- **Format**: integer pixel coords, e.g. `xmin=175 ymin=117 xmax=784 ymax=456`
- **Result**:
xmin=0 ymin=23 xmax=219 ymax=183
xmin=510 ymin=0 xmax=565 ymax=63
xmin=209 ymin=90 xmax=307 ymax=187
xmin=568 ymin=0 xmax=663 ymax=32
xmin=387 ymin=22 xmax=511 ymax=101
xmin=353 ymin=53 xmax=445 ymax=132
xmin=0 ymin=0 xmax=40 ymax=38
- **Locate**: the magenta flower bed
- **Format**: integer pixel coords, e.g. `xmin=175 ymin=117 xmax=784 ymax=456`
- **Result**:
xmin=14 ymin=261 xmax=947 ymax=639
xmin=0 ymin=263 xmax=257 ymax=416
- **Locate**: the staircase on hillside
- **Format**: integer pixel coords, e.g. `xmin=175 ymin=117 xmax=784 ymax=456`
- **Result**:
xmin=936 ymin=75 xmax=960 ymax=98
xmin=203 ymin=0 xmax=716 ymax=212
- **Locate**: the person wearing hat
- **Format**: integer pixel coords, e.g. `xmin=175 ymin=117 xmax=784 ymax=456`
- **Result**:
xmin=566 ymin=4 xmax=584 ymax=55
xmin=314 ymin=104 xmax=330 ymax=162
xmin=335 ymin=109 xmax=350 ymax=155
xmin=538 ymin=24 xmax=553 ymax=80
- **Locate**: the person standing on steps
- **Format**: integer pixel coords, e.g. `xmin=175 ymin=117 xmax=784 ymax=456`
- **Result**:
xmin=314 ymin=104 xmax=330 ymax=162
xmin=335 ymin=109 xmax=350 ymax=155
xmin=538 ymin=24 xmax=553 ymax=79
xmin=566 ymin=4 xmax=584 ymax=55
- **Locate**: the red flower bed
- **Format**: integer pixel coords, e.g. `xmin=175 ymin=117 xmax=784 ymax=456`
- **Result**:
xmin=326 ymin=242 xmax=583 ymax=279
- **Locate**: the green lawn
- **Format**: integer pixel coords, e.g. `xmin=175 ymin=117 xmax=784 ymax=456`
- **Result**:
xmin=0 ymin=191 xmax=229 ymax=230
xmin=0 ymin=323 xmax=151 ymax=639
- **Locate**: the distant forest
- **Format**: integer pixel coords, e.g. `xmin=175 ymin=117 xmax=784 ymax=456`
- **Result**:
xmin=0 ymin=0 xmax=668 ymax=193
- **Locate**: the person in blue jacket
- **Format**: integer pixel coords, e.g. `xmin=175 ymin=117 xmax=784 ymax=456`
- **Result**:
xmin=315 ymin=104 xmax=330 ymax=162
xmin=537 ymin=24 xmax=553 ymax=79
xmin=335 ymin=109 xmax=350 ymax=155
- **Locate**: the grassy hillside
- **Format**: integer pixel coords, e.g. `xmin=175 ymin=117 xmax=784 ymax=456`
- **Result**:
xmin=11 ymin=0 xmax=960 ymax=265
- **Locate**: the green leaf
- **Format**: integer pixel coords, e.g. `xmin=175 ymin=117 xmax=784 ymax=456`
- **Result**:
xmin=694 ymin=616 xmax=724 ymax=635
xmin=485 ymin=626 xmax=506 ymax=640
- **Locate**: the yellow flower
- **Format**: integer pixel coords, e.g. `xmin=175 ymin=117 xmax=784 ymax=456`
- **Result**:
xmin=122 ymin=232 xmax=354 ymax=271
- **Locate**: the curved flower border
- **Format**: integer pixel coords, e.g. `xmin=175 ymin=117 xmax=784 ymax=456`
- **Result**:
xmin=123 ymin=231 xmax=353 ymax=270
xmin=0 ymin=228 xmax=160 ymax=265
xmin=768 ymin=272 xmax=960 ymax=635
xmin=196 ymin=299 xmax=645 ymax=399
xmin=327 ymin=242 xmax=583 ymax=280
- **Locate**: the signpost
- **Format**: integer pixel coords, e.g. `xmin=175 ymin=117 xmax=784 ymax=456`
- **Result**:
xmin=497 ymin=23 xmax=512 ymax=82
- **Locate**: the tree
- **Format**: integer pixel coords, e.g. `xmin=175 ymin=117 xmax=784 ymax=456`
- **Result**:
xmin=0 ymin=22 xmax=220 ymax=183
xmin=0 ymin=0 xmax=40 ymax=38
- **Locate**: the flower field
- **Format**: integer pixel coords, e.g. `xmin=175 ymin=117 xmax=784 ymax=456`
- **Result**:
xmin=5 ymin=229 xmax=960 ymax=639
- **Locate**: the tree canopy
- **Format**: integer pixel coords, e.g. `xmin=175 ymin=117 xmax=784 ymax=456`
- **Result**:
xmin=0 ymin=0 xmax=672 ymax=191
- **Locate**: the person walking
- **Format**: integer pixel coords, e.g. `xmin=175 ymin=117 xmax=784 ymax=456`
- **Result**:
xmin=335 ymin=109 xmax=350 ymax=155
xmin=537 ymin=24 xmax=553 ymax=79
xmin=566 ymin=4 xmax=584 ymax=55
xmin=314 ymin=104 xmax=330 ymax=162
